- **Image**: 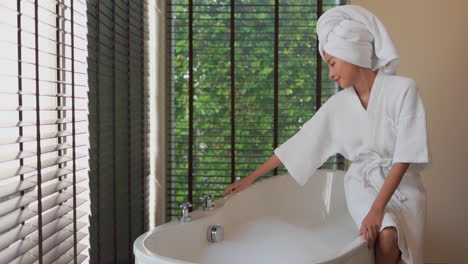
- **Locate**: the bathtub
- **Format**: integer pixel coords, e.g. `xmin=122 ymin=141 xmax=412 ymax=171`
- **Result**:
xmin=134 ymin=169 xmax=374 ymax=264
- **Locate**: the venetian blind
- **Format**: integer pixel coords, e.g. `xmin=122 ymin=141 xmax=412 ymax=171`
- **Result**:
xmin=167 ymin=0 xmax=347 ymax=220
xmin=0 ymin=0 xmax=90 ymax=263
xmin=86 ymin=0 xmax=150 ymax=263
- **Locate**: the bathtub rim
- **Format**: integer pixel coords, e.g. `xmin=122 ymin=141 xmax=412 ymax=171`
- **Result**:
xmin=134 ymin=169 xmax=370 ymax=264
xmin=134 ymin=232 xmax=368 ymax=264
xmin=134 ymin=230 xmax=198 ymax=264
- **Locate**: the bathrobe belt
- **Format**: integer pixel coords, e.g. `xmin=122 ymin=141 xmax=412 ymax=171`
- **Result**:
xmin=355 ymin=151 xmax=408 ymax=207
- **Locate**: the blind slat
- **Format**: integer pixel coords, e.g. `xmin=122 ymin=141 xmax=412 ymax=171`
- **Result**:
xmin=0 ymin=90 xmax=87 ymax=99
xmin=53 ymin=243 xmax=87 ymax=264
xmin=40 ymin=226 xmax=87 ymax=263
xmin=0 ymin=210 xmax=87 ymax=252
xmin=0 ymin=216 xmax=87 ymax=263
xmin=0 ymin=143 xmax=87 ymax=163
xmin=0 ymin=196 xmax=87 ymax=235
xmin=0 ymin=153 xmax=88 ymax=180
xmin=0 ymin=183 xmax=87 ymax=219
xmin=0 ymin=167 xmax=87 ymax=199
xmin=0 ymin=106 xmax=88 ymax=112
xmin=7 ymin=230 xmax=87 ymax=264
xmin=0 ymin=118 xmax=88 ymax=128
xmin=68 ymin=253 xmax=87 ymax=264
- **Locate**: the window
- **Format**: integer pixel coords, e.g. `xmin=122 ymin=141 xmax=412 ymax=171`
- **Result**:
xmin=166 ymin=0 xmax=346 ymax=220
xmin=0 ymin=0 xmax=90 ymax=262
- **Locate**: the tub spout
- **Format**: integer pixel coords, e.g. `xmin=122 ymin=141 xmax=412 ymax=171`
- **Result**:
xmin=207 ymin=225 xmax=224 ymax=243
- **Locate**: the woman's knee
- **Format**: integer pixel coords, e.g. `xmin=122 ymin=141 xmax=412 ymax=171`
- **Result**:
xmin=376 ymin=226 xmax=399 ymax=253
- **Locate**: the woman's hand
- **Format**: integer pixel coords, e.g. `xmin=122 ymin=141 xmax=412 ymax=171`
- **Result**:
xmin=359 ymin=207 xmax=384 ymax=249
xmin=222 ymin=175 xmax=255 ymax=196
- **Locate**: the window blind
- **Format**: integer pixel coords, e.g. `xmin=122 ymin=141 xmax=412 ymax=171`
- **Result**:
xmin=166 ymin=0 xmax=347 ymax=221
xmin=86 ymin=0 xmax=150 ymax=263
xmin=0 ymin=0 xmax=90 ymax=263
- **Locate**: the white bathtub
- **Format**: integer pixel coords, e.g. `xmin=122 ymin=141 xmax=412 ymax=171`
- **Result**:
xmin=134 ymin=169 xmax=374 ymax=264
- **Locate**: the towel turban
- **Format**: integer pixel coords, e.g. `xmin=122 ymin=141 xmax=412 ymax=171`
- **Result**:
xmin=316 ymin=5 xmax=400 ymax=75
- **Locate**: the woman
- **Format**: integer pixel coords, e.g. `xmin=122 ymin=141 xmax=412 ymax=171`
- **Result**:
xmin=222 ymin=5 xmax=431 ymax=264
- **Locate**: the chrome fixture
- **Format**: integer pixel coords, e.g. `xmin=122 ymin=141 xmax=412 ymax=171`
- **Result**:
xmin=207 ymin=225 xmax=224 ymax=243
xmin=179 ymin=202 xmax=192 ymax=222
xmin=200 ymin=193 xmax=215 ymax=210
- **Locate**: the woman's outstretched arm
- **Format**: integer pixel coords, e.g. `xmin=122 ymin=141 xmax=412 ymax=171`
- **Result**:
xmin=247 ymin=153 xmax=284 ymax=182
xmin=223 ymin=154 xmax=284 ymax=196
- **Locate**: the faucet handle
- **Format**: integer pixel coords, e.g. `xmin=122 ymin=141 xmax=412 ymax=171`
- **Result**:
xmin=179 ymin=202 xmax=192 ymax=222
xmin=200 ymin=193 xmax=214 ymax=200
xmin=200 ymin=193 xmax=215 ymax=210
xmin=179 ymin=202 xmax=192 ymax=209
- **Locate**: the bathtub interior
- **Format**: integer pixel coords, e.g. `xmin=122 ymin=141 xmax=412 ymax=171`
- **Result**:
xmin=222 ymin=170 xmax=351 ymax=233
xmin=142 ymin=169 xmax=362 ymax=263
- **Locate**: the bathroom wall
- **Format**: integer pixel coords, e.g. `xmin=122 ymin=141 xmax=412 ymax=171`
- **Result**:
xmin=351 ymin=0 xmax=468 ymax=263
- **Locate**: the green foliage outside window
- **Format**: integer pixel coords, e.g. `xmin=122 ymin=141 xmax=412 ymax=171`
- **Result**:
xmin=168 ymin=0 xmax=343 ymax=220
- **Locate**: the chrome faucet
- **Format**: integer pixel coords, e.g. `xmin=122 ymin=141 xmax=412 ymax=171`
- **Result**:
xmin=179 ymin=202 xmax=192 ymax=222
xmin=200 ymin=193 xmax=215 ymax=210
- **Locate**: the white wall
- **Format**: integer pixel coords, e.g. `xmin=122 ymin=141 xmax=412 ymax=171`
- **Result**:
xmin=351 ymin=0 xmax=468 ymax=263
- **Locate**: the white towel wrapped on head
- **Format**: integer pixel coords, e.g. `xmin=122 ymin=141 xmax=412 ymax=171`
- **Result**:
xmin=316 ymin=5 xmax=400 ymax=75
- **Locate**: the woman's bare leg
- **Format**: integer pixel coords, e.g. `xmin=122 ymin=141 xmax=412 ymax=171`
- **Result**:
xmin=375 ymin=226 xmax=401 ymax=264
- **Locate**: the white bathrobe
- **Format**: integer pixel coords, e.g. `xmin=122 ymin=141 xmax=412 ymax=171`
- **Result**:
xmin=274 ymin=70 xmax=432 ymax=264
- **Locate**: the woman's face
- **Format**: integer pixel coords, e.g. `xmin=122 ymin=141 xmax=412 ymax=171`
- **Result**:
xmin=323 ymin=52 xmax=359 ymax=88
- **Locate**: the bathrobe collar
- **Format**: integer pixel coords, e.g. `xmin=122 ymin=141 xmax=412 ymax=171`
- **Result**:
xmin=350 ymin=70 xmax=383 ymax=113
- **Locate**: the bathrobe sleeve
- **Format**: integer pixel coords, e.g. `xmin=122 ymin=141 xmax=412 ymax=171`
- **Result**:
xmin=391 ymin=81 xmax=432 ymax=173
xmin=274 ymin=96 xmax=340 ymax=186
